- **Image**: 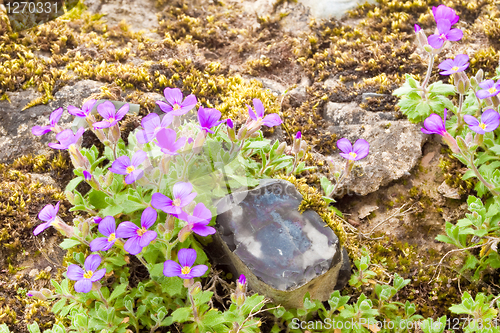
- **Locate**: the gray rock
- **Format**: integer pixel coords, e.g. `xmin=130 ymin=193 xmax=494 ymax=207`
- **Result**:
xmin=296 ymin=0 xmax=376 ymax=19
xmin=323 ymin=102 xmax=425 ymax=197
xmin=0 ymin=80 xmax=105 ymax=163
xmin=214 ymin=179 xmax=350 ymax=308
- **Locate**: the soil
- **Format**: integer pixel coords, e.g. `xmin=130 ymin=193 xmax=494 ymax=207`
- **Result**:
xmin=1 ymin=0 xmax=499 ymax=331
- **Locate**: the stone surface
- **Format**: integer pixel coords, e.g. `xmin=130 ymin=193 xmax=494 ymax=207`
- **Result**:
xmin=0 ymin=80 xmax=105 ymax=163
xmin=215 ymin=179 xmax=350 ymax=308
xmin=323 ymin=102 xmax=425 ymax=197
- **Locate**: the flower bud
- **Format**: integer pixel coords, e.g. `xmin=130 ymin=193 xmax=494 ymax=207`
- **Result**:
xmin=51 ymin=218 xmax=75 ymax=238
xmin=27 ymin=290 xmax=47 ymax=301
xmin=423 ymin=45 xmax=434 ymax=53
xmin=189 ymin=282 xmax=202 ymax=296
xmin=475 ymin=69 xmax=484 ymax=83
xmin=276 ymin=142 xmax=287 ymax=155
xmin=91 ymin=281 xmax=102 ymax=291
xmin=40 ymin=288 xmax=53 ymax=298
xmin=159 ymin=155 xmax=171 ymax=175
xmin=105 ymin=171 xmax=114 ymax=186
xmin=193 ymin=131 xmax=206 ymax=154
xmin=68 ymin=145 xmax=90 ymax=169
xmin=65 ymin=191 xmax=75 ymax=205
xmin=108 ymin=124 xmax=121 ymax=144
xmin=80 ymin=219 xmax=90 ymax=238
xmin=178 ymin=225 xmax=192 ymax=243
xmin=456 ymin=79 xmax=467 ymax=95
xmin=465 ymin=132 xmax=473 ymax=146
xmin=237 ymin=125 xmax=248 ymax=141
xmin=416 ymin=30 xmax=428 ymax=48
xmin=470 ymin=76 xmax=479 ymax=89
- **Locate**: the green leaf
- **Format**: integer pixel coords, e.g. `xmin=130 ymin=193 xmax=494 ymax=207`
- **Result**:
xmin=171 ymin=307 xmax=192 ymax=323
xmin=66 ymin=177 xmax=83 ymax=192
xmin=428 ymin=81 xmax=456 ymax=95
xmin=88 ymin=190 xmax=108 ymax=210
xmin=100 ymin=205 xmax=123 ymax=217
xmin=109 ymin=283 xmax=128 ymax=302
xmin=59 ymin=239 xmax=81 ymax=250
xmin=51 ymin=298 xmax=67 ymax=315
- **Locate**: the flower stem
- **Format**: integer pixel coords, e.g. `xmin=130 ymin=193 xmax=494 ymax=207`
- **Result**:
xmin=456 ymin=93 xmax=464 ymax=132
xmin=469 ymin=156 xmax=500 ymax=196
xmin=421 ymin=52 xmax=435 ymax=99
xmin=97 ymin=289 xmax=109 ymax=308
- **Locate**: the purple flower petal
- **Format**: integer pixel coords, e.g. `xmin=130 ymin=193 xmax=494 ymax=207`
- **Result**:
xmin=139 ymin=230 xmax=157 ymax=247
xmin=227 ymin=118 xmax=234 ymax=129
xmin=427 ymin=34 xmax=444 ymax=49
xmin=74 ymin=279 xmax=92 ymax=293
xmin=164 ymin=88 xmax=183 ymax=105
xmin=262 ymin=114 xmax=283 ymax=127
xmin=192 ymin=203 xmax=211 ymax=221
xmin=33 ymin=221 xmax=52 ymax=236
xmin=414 ymin=24 xmax=421 ymax=33
xmin=189 ymin=265 xmax=208 ymax=278
xmin=31 ymin=126 xmax=52 ymax=136
xmin=336 ymin=138 xmax=353 ymax=154
xmin=421 ymin=114 xmax=446 ymax=135
xmin=178 ymin=248 xmax=197 ymax=268
xmin=97 ymin=101 xmax=116 ymax=120
xmin=433 ymin=5 xmax=459 ymax=26
xmin=68 ymin=105 xmax=86 ymax=117
xmin=476 ymin=89 xmax=493 ymax=99
xmin=50 ymin=108 xmax=64 ymax=126
xmin=109 ymin=156 xmax=132 ymax=175
xmin=463 ymin=115 xmax=480 ymax=127
xmin=238 ymin=275 xmax=246 ymax=285
xmin=482 ymin=109 xmax=500 ymax=131
xmin=156 ymin=100 xmax=173 ymax=113
xmin=67 ymin=264 xmax=84 ymax=280
xmin=131 ymin=151 xmax=147 ymax=167
xmin=38 ymin=202 xmax=58 ymax=222
xmin=163 ymin=260 xmax=182 ymax=277
xmin=151 ymin=193 xmax=175 ymax=214
xmin=125 ymin=169 xmax=144 ymax=184
xmin=99 ymin=216 xmax=116 ymax=236
xmin=352 ymin=139 xmax=369 ymax=160
xmin=90 ymin=237 xmax=114 ymax=252
xmin=447 ymin=28 xmax=463 ymax=42
xmin=247 ymin=104 xmax=257 ymax=121
xmin=191 ymin=222 xmax=216 ymax=237
xmin=116 ymin=221 xmax=139 ymax=238
xmin=115 ymin=104 xmax=129 ymax=121
xmin=252 ymin=98 xmax=265 ymax=118
xmin=124 ymin=236 xmax=142 ymax=255
xmin=84 ymin=254 xmax=102 ymax=272
xmin=436 ymin=19 xmax=451 ymax=34
xmin=141 ymin=207 xmax=158 ymax=229
xmin=173 ymin=182 xmax=194 ymax=201
xmin=90 ymin=268 xmax=106 ymax=282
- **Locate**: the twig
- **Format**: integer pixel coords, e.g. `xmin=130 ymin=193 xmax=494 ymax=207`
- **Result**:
xmin=236 ymin=299 xmax=278 ymax=333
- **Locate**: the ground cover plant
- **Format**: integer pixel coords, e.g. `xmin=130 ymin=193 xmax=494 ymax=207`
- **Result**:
xmin=3 ymin=0 xmax=500 ymax=332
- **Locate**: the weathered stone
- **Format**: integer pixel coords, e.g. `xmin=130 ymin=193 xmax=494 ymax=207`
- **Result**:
xmin=0 ymin=80 xmax=105 ymax=163
xmin=322 ymin=102 xmax=425 ymax=197
xmin=296 ymin=0 xmax=376 ymax=19
xmin=214 ymin=179 xmax=350 ymax=308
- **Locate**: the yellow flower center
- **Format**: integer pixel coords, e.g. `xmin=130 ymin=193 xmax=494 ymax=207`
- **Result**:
xmin=173 ymin=198 xmax=182 ymax=206
xmin=349 ymin=152 xmax=357 ymax=158
xmin=108 ymin=233 xmax=116 ymax=242
xmin=136 ymin=227 xmax=147 ymax=236
xmin=440 ymin=34 xmax=446 ymax=40
xmin=479 ymin=123 xmax=487 ymax=129
xmin=452 ymin=66 xmax=459 ymax=72
xmin=83 ymin=270 xmax=93 ymax=279
xmin=106 ymin=117 xmax=115 ymax=123
xmin=126 ymin=166 xmax=135 ymax=174
xmin=488 ymin=87 xmax=497 ymax=94
xmin=181 ymin=266 xmax=191 ymax=275
xmin=173 ymin=103 xmax=181 ymax=111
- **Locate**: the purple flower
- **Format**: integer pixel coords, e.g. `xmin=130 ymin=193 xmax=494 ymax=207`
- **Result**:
xmin=83 ymin=170 xmax=92 ymax=181
xmin=68 ymin=99 xmax=97 ymax=118
xmin=136 ymin=113 xmax=174 ymax=144
xmin=48 ymin=127 xmax=85 ymax=150
xmin=432 ymin=5 xmax=459 ymax=26
xmin=464 ymin=109 xmax=500 ymax=134
xmin=93 ymin=101 xmax=129 ymax=129
xmin=108 ymin=150 xmax=147 ymax=184
xmin=476 ymin=80 xmax=500 ymax=99
xmin=156 ymin=88 xmax=197 ymax=116
xmin=247 ymin=98 xmax=282 ymax=128
xmin=93 ymin=216 xmax=103 ymax=224
xmin=177 ymin=203 xmax=215 ymax=242
xmin=197 ymin=106 xmax=224 ymax=134
xmin=238 ymin=275 xmax=246 ymax=286
xmin=89 ymin=216 xmax=117 ymax=251
xmin=151 ymin=182 xmax=197 ymax=216
xmin=154 ymin=128 xmax=186 ymax=155
xmin=163 ymin=248 xmax=208 ymax=279
xmin=421 ymin=109 xmax=460 ymax=153
xmin=296 ymin=131 xmax=301 ymax=139
xmin=34 ymin=202 xmax=60 ymax=235
xmin=67 ymin=254 xmax=106 ymax=293
xmin=414 ymin=24 xmax=421 ymax=33
xmin=336 ymin=138 xmax=369 ymax=161
xmin=427 ymin=19 xmax=463 ymax=49
xmin=227 ymin=118 xmax=234 ymax=129
xmin=116 ymin=207 xmax=158 ymax=255
xmin=31 ymin=108 xmax=64 ymax=136
xmin=438 ymin=54 xmax=469 ymax=76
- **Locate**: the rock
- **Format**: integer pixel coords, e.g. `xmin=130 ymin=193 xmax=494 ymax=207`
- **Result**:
xmin=438 ymin=181 xmax=461 ymax=199
xmin=322 ymin=102 xmax=425 ymax=197
xmin=296 ymin=0 xmax=376 ymax=19
xmin=214 ymin=179 xmax=350 ymax=308
xmin=0 ymin=80 xmax=105 ymax=163
xmin=361 ymin=93 xmax=388 ymax=103
xmin=358 ymin=205 xmax=378 ymax=219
